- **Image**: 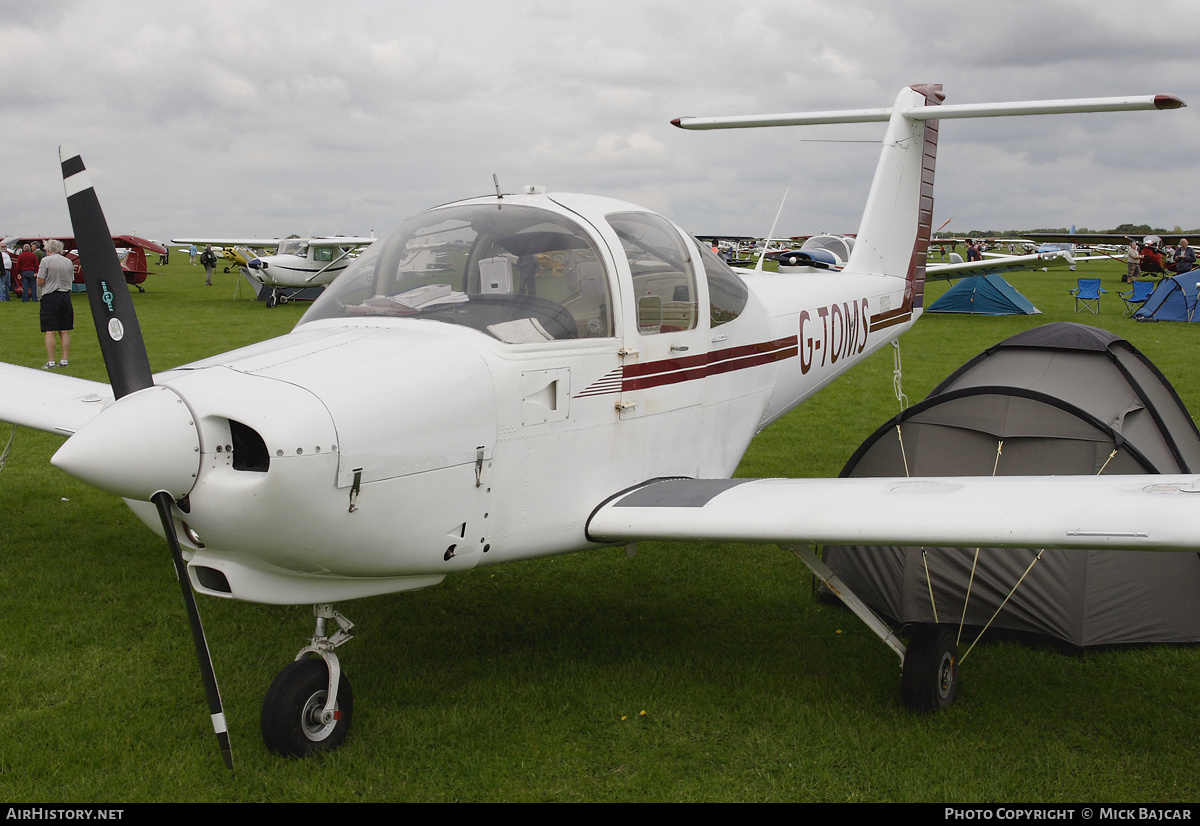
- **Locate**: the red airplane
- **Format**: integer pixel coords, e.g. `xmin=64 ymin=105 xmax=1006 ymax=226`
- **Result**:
xmin=5 ymin=234 xmax=166 ymax=295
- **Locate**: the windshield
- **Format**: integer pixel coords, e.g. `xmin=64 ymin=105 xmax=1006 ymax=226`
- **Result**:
xmin=301 ymin=203 xmax=614 ymax=342
xmin=279 ymin=239 xmax=309 ymax=257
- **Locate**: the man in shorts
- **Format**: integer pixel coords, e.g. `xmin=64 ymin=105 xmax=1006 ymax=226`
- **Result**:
xmin=36 ymin=239 xmax=74 ymax=369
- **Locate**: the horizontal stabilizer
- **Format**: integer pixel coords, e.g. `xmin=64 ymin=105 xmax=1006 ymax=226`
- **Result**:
xmin=672 ymin=94 xmax=1184 ymax=130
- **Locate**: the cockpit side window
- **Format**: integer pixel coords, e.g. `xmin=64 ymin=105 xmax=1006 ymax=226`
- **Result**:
xmin=696 ymin=243 xmax=748 ymax=327
xmin=300 ymin=204 xmax=614 ymax=343
xmin=606 ymin=211 xmax=698 ymax=334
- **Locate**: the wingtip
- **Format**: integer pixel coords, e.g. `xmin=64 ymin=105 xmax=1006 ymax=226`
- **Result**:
xmin=1154 ymin=94 xmax=1186 ymax=110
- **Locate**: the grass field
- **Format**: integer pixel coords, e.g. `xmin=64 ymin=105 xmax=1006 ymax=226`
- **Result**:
xmin=2 ymin=252 xmax=1199 ymax=802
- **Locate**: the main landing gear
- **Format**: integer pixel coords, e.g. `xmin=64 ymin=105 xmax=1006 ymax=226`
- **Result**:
xmin=789 ymin=546 xmax=960 ymax=712
xmin=261 ymin=604 xmax=356 ymax=756
xmin=900 ymin=624 xmax=958 ymax=711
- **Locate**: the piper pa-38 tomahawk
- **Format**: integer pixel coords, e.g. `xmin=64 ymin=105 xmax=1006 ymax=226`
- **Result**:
xmin=0 ymin=85 xmax=1189 ymax=768
xmin=173 ymin=235 xmax=375 ymax=306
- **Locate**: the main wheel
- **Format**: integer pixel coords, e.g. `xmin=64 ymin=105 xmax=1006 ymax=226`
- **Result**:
xmin=261 ymin=657 xmax=354 ymax=756
xmin=901 ymin=625 xmax=958 ymax=711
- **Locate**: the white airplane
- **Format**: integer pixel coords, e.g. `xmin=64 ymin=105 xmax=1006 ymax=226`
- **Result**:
xmin=1 ymin=85 xmax=1188 ymax=768
xmin=172 ymin=235 xmax=376 ymax=306
xmin=771 ymin=231 xmax=1073 ymax=278
xmin=768 ymin=233 xmax=856 ymax=273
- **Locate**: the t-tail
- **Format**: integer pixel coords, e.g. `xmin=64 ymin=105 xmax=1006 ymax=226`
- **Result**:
xmin=673 ymin=86 xmax=1184 ymax=322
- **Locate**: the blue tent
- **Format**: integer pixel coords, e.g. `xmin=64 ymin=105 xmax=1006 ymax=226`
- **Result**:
xmin=1134 ymin=275 xmax=1198 ymax=322
xmin=927 ymin=273 xmax=1040 ymax=315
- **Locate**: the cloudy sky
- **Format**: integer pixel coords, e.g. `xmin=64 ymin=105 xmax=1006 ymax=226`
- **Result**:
xmin=6 ymin=0 xmax=1198 ymax=243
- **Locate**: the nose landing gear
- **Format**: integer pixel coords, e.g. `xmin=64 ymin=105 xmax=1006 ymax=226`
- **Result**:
xmin=261 ymin=604 xmax=356 ymax=756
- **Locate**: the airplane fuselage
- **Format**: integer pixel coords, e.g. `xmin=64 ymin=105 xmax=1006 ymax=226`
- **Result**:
xmin=245 ymin=245 xmax=354 ymax=289
xmin=89 ymin=194 xmax=919 ymax=605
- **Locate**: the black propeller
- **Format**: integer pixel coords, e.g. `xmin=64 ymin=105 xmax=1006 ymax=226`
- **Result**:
xmin=60 ymin=145 xmax=153 ymax=400
xmin=59 ymin=144 xmax=234 ymax=770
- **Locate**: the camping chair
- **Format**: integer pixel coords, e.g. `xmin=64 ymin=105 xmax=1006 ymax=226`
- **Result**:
xmin=1071 ymin=278 xmax=1106 ymax=314
xmin=1120 ymin=280 xmax=1155 ymax=317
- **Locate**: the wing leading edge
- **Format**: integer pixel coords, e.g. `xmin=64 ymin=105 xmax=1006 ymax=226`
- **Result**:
xmin=0 ymin=363 xmax=111 ymax=435
xmin=586 ymin=476 xmax=1200 ymax=552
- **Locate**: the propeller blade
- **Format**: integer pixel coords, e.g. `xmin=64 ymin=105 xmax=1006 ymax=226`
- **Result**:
xmin=59 ymin=143 xmax=153 ymax=399
xmin=59 ymin=145 xmax=231 ymax=769
xmin=153 ymin=492 xmax=234 ymax=771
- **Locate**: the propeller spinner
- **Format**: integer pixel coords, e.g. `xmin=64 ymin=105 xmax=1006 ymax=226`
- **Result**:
xmin=57 ymin=144 xmax=234 ymax=770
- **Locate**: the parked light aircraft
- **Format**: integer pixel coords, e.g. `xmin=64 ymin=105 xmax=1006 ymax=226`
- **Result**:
xmin=1027 ymin=232 xmax=1191 ymax=273
xmin=767 ymin=234 xmax=856 ymax=272
xmin=4 ymin=234 xmax=166 ymax=293
xmin=769 ymin=232 xmax=1072 ymax=278
xmin=0 ymin=86 xmax=1188 ymax=768
xmin=172 ymin=235 xmax=375 ymax=306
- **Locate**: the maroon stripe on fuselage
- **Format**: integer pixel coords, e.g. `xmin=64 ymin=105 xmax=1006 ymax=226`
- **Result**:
xmin=575 ymin=336 xmax=800 ymax=396
xmin=620 ymin=336 xmax=798 ymax=391
xmin=868 ymin=307 xmax=913 ymax=332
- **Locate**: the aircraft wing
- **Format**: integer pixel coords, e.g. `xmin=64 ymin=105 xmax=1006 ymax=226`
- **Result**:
xmin=586 ymin=476 xmax=1200 ymax=553
xmin=1027 ymin=231 xmax=1190 ymax=245
xmin=172 ymin=238 xmax=282 ymax=249
xmin=113 ymin=235 xmax=168 ymax=255
xmin=6 ymin=235 xmax=166 ymax=255
xmin=926 ymin=250 xmax=1072 ymax=279
xmin=0 ymin=363 xmax=112 ymax=435
xmin=309 ymin=237 xmax=375 ymax=248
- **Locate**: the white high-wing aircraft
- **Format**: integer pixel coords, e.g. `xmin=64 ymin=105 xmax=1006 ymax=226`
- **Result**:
xmin=0 ymin=85 xmax=1189 ymax=768
xmin=173 ymin=235 xmax=376 ymax=306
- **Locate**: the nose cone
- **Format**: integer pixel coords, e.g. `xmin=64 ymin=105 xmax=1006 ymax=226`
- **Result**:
xmin=52 ymin=385 xmax=201 ymax=501
xmin=247 ymin=258 xmax=266 ymax=270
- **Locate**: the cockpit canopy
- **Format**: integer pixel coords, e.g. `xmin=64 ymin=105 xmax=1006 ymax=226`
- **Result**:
xmin=301 ymin=200 xmax=748 ymax=342
xmin=800 ymin=234 xmax=854 ymax=263
xmin=302 ymin=202 xmax=615 ymax=343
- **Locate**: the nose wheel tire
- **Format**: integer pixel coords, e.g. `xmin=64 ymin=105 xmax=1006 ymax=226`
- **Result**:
xmin=901 ymin=625 xmax=958 ymax=711
xmin=261 ymin=658 xmax=353 ymax=756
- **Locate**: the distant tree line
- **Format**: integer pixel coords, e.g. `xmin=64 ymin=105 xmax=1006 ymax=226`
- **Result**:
xmin=934 ymin=224 xmax=1198 ymax=238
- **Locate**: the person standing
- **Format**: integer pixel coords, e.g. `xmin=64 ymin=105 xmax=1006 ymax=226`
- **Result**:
xmin=1124 ymin=240 xmax=1143 ymax=282
xmin=200 ymin=245 xmax=217 ymax=285
xmin=16 ymin=243 xmax=39 ymax=302
xmin=189 ymin=243 xmax=197 ymax=265
xmin=36 ymin=240 xmax=74 ymax=369
xmin=1174 ymin=238 xmax=1195 ymax=274
xmin=0 ymin=247 xmax=10 ymax=301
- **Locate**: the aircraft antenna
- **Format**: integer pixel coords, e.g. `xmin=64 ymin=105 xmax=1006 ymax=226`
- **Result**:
xmin=755 ymin=187 xmax=789 ymax=273
xmin=493 ymin=174 xmax=503 ymax=199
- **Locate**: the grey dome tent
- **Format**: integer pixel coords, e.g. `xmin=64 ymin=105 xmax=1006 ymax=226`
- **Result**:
xmin=823 ymin=322 xmax=1200 ymax=646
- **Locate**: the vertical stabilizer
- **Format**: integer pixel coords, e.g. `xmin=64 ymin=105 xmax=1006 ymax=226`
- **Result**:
xmin=844 ymin=84 xmax=943 ymax=314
